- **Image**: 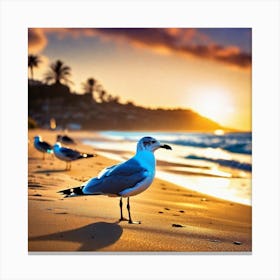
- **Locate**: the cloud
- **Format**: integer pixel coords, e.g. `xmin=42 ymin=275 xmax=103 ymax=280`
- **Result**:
xmin=28 ymin=28 xmax=48 ymax=53
xmin=28 ymin=28 xmax=251 ymax=69
xmin=177 ymin=43 xmax=251 ymax=68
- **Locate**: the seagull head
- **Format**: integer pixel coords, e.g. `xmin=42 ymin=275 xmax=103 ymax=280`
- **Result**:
xmin=34 ymin=135 xmax=41 ymax=142
xmin=137 ymin=136 xmax=172 ymax=153
xmin=53 ymin=142 xmax=62 ymax=149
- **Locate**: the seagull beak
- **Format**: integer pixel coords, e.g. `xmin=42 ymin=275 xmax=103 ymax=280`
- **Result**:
xmin=160 ymin=144 xmax=172 ymax=150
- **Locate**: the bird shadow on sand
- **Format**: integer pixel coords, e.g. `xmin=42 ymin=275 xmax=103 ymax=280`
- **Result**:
xmin=29 ymin=222 xmax=123 ymax=251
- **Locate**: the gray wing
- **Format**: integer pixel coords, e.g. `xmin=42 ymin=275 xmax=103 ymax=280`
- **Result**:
xmin=39 ymin=141 xmax=52 ymax=151
xmin=82 ymin=158 xmax=148 ymax=196
xmin=35 ymin=141 xmax=52 ymax=153
xmin=60 ymin=147 xmax=81 ymax=159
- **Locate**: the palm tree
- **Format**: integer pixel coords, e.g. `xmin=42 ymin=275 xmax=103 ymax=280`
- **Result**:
xmin=83 ymin=77 xmax=96 ymax=94
xmin=106 ymin=94 xmax=120 ymax=103
xmin=98 ymin=89 xmax=108 ymax=103
xmin=28 ymin=54 xmax=41 ymax=80
xmin=82 ymin=77 xmax=98 ymax=101
xmin=44 ymin=60 xmax=72 ymax=85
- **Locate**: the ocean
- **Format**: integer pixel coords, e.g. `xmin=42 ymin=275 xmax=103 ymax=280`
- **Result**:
xmin=82 ymin=131 xmax=252 ymax=206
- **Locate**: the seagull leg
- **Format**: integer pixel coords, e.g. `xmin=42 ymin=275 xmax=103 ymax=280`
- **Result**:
xmin=127 ymin=197 xmax=141 ymax=224
xmin=43 ymin=153 xmax=45 ymax=160
xmin=118 ymin=197 xmax=128 ymax=222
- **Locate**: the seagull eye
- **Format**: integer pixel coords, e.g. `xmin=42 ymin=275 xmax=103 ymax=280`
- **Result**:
xmin=151 ymin=140 xmax=156 ymax=144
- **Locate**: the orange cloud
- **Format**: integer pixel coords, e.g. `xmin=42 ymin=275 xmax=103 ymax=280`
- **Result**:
xmin=28 ymin=28 xmax=251 ymax=69
xmin=28 ymin=28 xmax=47 ymax=53
xmin=177 ymin=44 xmax=251 ymax=68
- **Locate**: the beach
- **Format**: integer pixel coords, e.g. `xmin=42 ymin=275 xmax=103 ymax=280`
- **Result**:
xmin=28 ymin=129 xmax=252 ymax=252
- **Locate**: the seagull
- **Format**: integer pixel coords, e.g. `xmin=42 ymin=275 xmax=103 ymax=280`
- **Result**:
xmin=53 ymin=142 xmax=96 ymax=170
xmin=57 ymin=134 xmax=76 ymax=145
xmin=33 ymin=135 xmax=53 ymax=160
xmin=58 ymin=136 xmax=172 ymax=224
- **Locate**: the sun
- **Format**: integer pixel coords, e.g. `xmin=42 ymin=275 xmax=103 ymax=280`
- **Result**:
xmin=187 ymin=87 xmax=234 ymax=124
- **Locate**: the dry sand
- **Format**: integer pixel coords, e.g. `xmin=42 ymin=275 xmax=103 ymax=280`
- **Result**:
xmin=28 ymin=129 xmax=252 ymax=252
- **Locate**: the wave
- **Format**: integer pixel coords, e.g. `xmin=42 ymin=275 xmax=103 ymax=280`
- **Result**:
xmin=98 ymin=131 xmax=252 ymax=172
xmin=186 ymin=154 xmax=252 ymax=172
xmin=101 ymin=131 xmax=252 ymax=155
xmin=163 ymin=133 xmax=252 ymax=155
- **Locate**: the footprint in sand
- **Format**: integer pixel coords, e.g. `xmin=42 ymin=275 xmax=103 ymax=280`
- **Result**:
xmin=178 ymin=210 xmax=185 ymax=213
xmin=28 ymin=183 xmax=42 ymax=189
xmin=208 ymin=239 xmax=221 ymax=243
xmin=47 ymin=207 xmax=66 ymax=211
xmin=172 ymin=224 xmax=184 ymax=228
xmin=158 ymin=211 xmax=164 ymax=214
xmin=32 ymin=194 xmax=42 ymax=197
xmin=164 ymin=207 xmax=170 ymax=211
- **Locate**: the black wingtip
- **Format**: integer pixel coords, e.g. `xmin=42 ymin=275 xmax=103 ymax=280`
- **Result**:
xmin=57 ymin=189 xmax=71 ymax=195
xmin=57 ymin=186 xmax=84 ymax=196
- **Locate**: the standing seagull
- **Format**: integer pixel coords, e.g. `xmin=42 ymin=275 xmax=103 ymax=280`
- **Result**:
xmin=56 ymin=134 xmax=76 ymax=145
xmin=58 ymin=136 xmax=172 ymax=224
xmin=53 ymin=142 xmax=96 ymax=170
xmin=33 ymin=135 xmax=53 ymax=160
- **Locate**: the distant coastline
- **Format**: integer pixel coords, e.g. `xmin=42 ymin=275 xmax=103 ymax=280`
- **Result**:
xmin=28 ymin=79 xmax=236 ymax=132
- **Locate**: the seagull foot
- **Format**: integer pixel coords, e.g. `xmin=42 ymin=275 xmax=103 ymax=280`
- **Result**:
xmin=118 ymin=217 xmax=129 ymax=222
xmin=128 ymin=220 xmax=141 ymax=224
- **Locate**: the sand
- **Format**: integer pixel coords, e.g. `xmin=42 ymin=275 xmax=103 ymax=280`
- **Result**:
xmin=28 ymin=129 xmax=252 ymax=252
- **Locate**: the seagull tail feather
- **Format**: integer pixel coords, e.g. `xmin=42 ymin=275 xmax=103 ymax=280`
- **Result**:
xmin=57 ymin=186 xmax=85 ymax=198
xmin=79 ymin=153 xmax=97 ymax=159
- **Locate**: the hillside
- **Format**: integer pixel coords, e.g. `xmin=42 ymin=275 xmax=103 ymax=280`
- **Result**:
xmin=28 ymin=81 xmax=226 ymax=131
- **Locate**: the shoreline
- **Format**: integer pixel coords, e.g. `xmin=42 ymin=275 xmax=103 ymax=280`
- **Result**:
xmin=81 ymin=132 xmax=251 ymax=206
xmin=28 ymin=129 xmax=252 ymax=252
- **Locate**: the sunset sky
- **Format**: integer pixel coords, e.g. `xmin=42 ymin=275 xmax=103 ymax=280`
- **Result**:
xmin=28 ymin=28 xmax=251 ymax=130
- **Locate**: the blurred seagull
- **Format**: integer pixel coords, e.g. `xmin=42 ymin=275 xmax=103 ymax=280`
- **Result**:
xmin=33 ymin=135 xmax=53 ymax=160
xmin=57 ymin=134 xmax=76 ymax=145
xmin=58 ymin=136 xmax=172 ymax=224
xmin=53 ymin=142 xmax=96 ymax=170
